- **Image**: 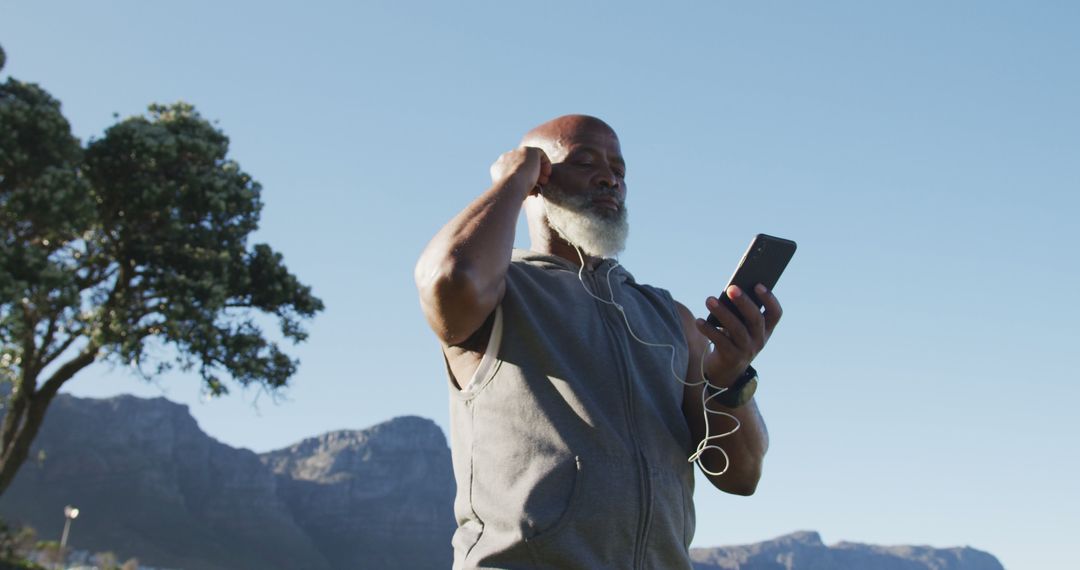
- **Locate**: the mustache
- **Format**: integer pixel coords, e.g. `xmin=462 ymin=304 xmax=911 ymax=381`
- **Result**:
xmin=585 ymin=186 xmax=622 ymax=200
xmin=542 ymin=184 xmax=623 ymax=204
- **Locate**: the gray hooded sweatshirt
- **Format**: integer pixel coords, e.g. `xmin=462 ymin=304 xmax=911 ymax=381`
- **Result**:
xmin=448 ymin=249 xmax=696 ymax=570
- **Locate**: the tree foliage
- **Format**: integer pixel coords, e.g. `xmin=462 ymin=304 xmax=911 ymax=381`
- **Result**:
xmin=0 ymin=44 xmax=323 ymax=496
xmin=0 ymin=518 xmax=38 ymax=566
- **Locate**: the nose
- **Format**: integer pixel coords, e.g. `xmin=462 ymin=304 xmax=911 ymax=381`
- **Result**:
xmin=595 ymin=176 xmax=626 ymax=204
xmin=594 ymin=167 xmax=620 ymax=192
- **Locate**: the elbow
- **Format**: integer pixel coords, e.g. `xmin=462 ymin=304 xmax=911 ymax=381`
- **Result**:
xmin=414 ymin=254 xmax=451 ymax=297
xmin=712 ymin=461 xmax=763 ymax=496
xmin=415 ymin=258 xmax=483 ymax=309
xmin=724 ymin=479 xmax=759 ymax=497
xmin=414 ymin=259 xmax=494 ymax=345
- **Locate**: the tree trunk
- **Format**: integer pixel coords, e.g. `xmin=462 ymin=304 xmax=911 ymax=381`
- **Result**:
xmin=0 ymin=391 xmax=56 ymax=495
xmin=0 ymin=386 xmax=30 ymax=452
xmin=0 ymin=346 xmax=98 ymax=497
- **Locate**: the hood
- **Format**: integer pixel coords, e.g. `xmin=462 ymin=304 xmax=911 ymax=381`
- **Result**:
xmin=511 ymin=248 xmax=636 ymax=285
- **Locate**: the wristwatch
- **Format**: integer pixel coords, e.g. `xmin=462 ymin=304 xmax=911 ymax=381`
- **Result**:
xmin=711 ymin=365 xmax=758 ymax=409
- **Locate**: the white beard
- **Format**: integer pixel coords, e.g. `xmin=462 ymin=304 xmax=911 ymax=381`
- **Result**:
xmin=542 ymin=185 xmax=629 ymax=259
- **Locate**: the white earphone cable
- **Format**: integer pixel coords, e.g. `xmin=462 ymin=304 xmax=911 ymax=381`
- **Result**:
xmin=567 ymin=241 xmax=740 ymax=477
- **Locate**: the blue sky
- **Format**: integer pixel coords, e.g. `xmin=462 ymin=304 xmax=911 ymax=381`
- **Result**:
xmin=3 ymin=2 xmax=1078 ymax=568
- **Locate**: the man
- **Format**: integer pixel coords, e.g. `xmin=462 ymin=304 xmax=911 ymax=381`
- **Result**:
xmin=415 ymin=115 xmax=782 ymax=569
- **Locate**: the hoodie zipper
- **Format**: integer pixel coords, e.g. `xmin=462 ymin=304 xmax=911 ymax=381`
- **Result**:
xmin=586 ymin=266 xmax=652 ymax=569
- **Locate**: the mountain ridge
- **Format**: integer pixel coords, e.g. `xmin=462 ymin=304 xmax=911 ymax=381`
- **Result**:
xmin=1 ymin=394 xmax=1004 ymax=570
xmin=690 ymin=529 xmax=1004 ymax=570
xmin=0 ymin=394 xmax=455 ymax=570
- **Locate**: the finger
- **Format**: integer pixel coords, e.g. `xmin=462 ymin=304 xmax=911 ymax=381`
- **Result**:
xmin=696 ymin=321 xmax=745 ymax=372
xmin=755 ymin=283 xmax=783 ymax=334
xmin=696 ymin=317 xmax=734 ymax=348
xmin=694 ymin=319 xmax=747 ymax=383
xmin=727 ymin=285 xmax=766 ymax=346
xmin=704 ymin=296 xmax=751 ymax=350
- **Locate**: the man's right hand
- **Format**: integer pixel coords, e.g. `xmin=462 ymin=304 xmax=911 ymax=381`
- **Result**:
xmin=490 ymin=146 xmax=552 ymax=191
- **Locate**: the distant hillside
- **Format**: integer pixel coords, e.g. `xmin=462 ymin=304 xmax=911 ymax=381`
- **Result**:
xmin=691 ymin=531 xmax=1004 ymax=570
xmin=260 ymin=417 xmax=455 ymax=570
xmin=0 ymin=394 xmax=455 ymax=570
xmin=1 ymin=395 xmax=1005 ymax=570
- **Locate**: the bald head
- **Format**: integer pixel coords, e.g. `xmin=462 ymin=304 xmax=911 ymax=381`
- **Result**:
xmin=518 ymin=115 xmax=629 ymax=259
xmin=520 ymin=115 xmax=620 ymax=162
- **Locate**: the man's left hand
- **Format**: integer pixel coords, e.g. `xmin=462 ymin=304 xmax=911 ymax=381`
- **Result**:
xmin=694 ymin=283 xmax=783 ymax=388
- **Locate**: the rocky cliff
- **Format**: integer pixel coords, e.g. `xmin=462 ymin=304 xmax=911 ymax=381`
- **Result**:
xmin=690 ymin=530 xmax=1004 ymax=570
xmin=260 ymin=417 xmax=455 ymax=570
xmin=0 ymin=394 xmax=455 ymax=570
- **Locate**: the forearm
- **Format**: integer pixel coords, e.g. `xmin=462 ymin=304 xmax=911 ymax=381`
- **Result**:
xmin=414 ymin=174 xmax=531 ymax=344
xmin=683 ymin=389 xmax=768 ymax=495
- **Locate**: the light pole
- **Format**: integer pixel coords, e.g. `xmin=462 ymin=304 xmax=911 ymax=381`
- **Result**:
xmin=50 ymin=505 xmax=79 ymax=570
xmin=60 ymin=505 xmax=79 ymax=548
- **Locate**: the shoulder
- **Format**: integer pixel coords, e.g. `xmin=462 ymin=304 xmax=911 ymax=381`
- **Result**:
xmin=672 ymin=299 xmax=694 ymax=322
xmin=634 ymin=281 xmax=687 ymax=324
xmin=672 ymin=299 xmax=708 ymax=354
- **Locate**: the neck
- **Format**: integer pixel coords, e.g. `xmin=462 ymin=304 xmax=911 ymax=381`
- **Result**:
xmin=529 ymin=226 xmax=603 ymax=270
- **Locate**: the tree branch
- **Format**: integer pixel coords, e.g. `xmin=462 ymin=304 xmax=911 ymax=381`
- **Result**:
xmin=35 ymin=314 xmax=59 ymax=373
xmin=36 ymin=343 xmax=99 ymax=402
xmin=37 ymin=330 xmax=81 ymax=371
xmin=74 ymin=263 xmax=116 ymax=291
xmin=18 ymin=300 xmax=38 ymax=380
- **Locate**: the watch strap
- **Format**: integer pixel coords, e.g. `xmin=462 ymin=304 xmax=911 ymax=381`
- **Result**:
xmin=712 ymin=365 xmax=758 ymax=409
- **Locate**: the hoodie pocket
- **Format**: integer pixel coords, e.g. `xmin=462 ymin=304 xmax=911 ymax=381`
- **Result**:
xmin=524 ymin=455 xmax=583 ymax=547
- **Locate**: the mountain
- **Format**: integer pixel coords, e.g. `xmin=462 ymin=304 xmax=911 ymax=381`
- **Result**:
xmin=690 ymin=530 xmax=1004 ymax=570
xmin=1 ymin=394 xmax=1005 ymax=570
xmin=260 ymin=417 xmax=455 ymax=570
xmin=0 ymin=394 xmax=455 ymax=570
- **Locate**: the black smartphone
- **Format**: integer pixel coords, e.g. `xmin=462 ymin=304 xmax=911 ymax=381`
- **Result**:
xmin=705 ymin=233 xmax=797 ymax=329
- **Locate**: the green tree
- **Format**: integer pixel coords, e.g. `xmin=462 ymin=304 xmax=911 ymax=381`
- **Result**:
xmin=0 ymin=519 xmax=37 ymax=563
xmin=0 ymin=44 xmax=323 ymax=496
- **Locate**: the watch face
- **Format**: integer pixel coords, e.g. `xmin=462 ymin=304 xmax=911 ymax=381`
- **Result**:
xmin=731 ymin=377 xmax=758 ymax=408
xmin=715 ymin=376 xmax=757 ymax=409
